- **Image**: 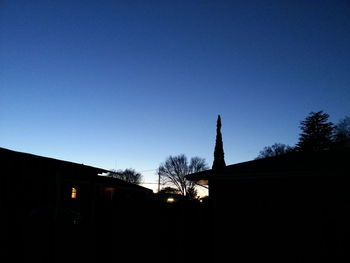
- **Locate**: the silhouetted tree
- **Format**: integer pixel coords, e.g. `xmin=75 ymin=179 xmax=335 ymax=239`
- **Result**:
xmin=108 ymin=168 xmax=142 ymax=185
xmin=256 ymin=143 xmax=293 ymax=159
xmin=158 ymin=187 xmax=180 ymax=195
xmin=157 ymin=154 xmax=208 ymax=197
xmin=186 ymin=186 xmax=199 ymax=199
xmin=296 ymin=111 xmax=334 ymax=152
xmin=212 ymin=115 xmax=226 ymax=170
xmin=334 ymin=116 xmax=350 ymax=148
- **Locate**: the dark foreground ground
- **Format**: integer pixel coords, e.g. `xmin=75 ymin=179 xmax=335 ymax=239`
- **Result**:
xmin=1 ymin=199 xmax=210 ymax=263
xmin=3 ymin=198 xmax=350 ymax=263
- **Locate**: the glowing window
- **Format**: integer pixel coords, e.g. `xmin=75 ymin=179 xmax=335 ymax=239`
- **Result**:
xmin=167 ymin=197 xmax=175 ymax=203
xmin=71 ymin=187 xmax=77 ymax=199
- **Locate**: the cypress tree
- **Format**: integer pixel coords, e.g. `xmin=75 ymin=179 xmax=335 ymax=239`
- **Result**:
xmin=212 ymin=115 xmax=226 ymax=170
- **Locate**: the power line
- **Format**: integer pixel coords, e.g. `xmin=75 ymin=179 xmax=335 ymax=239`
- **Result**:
xmin=139 ymin=169 xmax=157 ymax=173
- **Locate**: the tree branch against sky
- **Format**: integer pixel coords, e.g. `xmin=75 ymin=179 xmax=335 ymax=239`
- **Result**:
xmin=334 ymin=116 xmax=350 ymax=143
xmin=296 ymin=111 xmax=334 ymax=152
xmin=255 ymin=111 xmax=350 ymax=158
xmin=107 ymin=168 xmax=143 ymax=185
xmin=157 ymin=154 xmax=208 ymax=198
xmin=256 ymin=143 xmax=293 ymax=159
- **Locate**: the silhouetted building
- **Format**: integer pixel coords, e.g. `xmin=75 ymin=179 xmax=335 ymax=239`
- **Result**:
xmin=187 ymin=148 xmax=350 ymax=262
xmin=0 ymin=147 xmax=152 ymax=262
xmin=186 ymin=117 xmax=350 ymax=262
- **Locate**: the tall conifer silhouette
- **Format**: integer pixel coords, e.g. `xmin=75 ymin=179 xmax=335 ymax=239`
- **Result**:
xmin=212 ymin=115 xmax=226 ymax=170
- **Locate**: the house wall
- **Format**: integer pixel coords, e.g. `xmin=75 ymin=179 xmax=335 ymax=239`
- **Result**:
xmin=0 ymin=151 xmax=101 ymax=262
xmin=1 ymin=153 xmax=59 ymax=262
xmin=209 ymin=173 xmax=350 ymax=262
xmin=1 ymin=149 xmax=158 ymax=262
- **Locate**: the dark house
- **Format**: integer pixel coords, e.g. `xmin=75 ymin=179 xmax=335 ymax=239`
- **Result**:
xmin=186 ymin=117 xmax=350 ymax=262
xmin=0 ymin=147 xmax=152 ymax=262
xmin=187 ymin=150 xmax=350 ymax=261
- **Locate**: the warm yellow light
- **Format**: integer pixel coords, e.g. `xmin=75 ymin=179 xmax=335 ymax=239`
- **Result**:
xmin=167 ymin=197 xmax=175 ymax=203
xmin=71 ymin=187 xmax=77 ymax=199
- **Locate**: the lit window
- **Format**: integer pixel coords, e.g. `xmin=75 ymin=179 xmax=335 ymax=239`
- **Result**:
xmin=166 ymin=197 xmax=175 ymax=203
xmin=71 ymin=187 xmax=77 ymax=199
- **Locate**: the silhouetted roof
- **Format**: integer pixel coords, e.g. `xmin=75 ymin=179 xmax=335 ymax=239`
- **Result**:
xmin=1 ymin=147 xmax=154 ymax=193
xmin=97 ymin=175 xmax=153 ymax=193
xmin=186 ymin=149 xmax=350 ymax=184
xmin=0 ymin=147 xmax=108 ymax=173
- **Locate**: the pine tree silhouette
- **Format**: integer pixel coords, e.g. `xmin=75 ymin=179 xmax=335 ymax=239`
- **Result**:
xmin=296 ymin=111 xmax=334 ymax=152
xmin=212 ymin=115 xmax=226 ymax=170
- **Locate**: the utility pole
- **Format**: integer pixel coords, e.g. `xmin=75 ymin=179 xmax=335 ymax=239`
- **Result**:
xmin=158 ymin=172 xmax=161 ymax=193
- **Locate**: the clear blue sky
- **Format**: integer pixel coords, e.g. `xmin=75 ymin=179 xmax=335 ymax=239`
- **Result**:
xmin=1 ymin=0 xmax=349 ymax=190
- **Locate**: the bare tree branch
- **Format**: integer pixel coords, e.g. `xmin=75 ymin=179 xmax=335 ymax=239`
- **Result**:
xmin=157 ymin=154 xmax=208 ymax=198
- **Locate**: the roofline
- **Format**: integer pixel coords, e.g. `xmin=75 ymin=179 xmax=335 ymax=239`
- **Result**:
xmin=97 ymin=175 xmax=154 ymax=193
xmin=0 ymin=147 xmax=108 ymax=173
xmin=186 ymin=149 xmax=350 ymax=183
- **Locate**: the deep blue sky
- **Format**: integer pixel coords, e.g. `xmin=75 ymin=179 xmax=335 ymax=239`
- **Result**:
xmin=1 ymin=0 xmax=349 ymax=189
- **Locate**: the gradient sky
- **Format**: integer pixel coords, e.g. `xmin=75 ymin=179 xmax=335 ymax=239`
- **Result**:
xmin=1 ymin=0 xmax=349 ymax=191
